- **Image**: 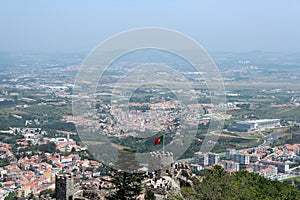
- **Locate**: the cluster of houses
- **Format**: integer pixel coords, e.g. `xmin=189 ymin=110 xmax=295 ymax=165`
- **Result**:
xmin=2 ymin=125 xmax=300 ymax=199
xmin=191 ymin=144 xmax=300 ymax=180
xmin=0 ymin=127 xmax=107 ymax=199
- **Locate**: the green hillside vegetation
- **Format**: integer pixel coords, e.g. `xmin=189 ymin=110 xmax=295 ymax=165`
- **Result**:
xmin=178 ymin=165 xmax=300 ymax=200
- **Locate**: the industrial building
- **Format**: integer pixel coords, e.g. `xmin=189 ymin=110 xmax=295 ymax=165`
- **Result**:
xmin=228 ymin=119 xmax=280 ymax=132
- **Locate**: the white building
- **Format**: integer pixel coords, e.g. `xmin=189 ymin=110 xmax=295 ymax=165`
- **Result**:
xmin=194 ymin=152 xmax=208 ymax=166
xmin=219 ymin=160 xmax=240 ymax=171
xmin=208 ymin=153 xmax=220 ymax=166
xmin=229 ymin=119 xmax=280 ymax=132
xmin=194 ymin=152 xmax=220 ymax=166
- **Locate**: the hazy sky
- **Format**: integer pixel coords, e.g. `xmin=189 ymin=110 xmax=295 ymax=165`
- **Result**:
xmin=1 ymin=0 xmax=299 ymax=53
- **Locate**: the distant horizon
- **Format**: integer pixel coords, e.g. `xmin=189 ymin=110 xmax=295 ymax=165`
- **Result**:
xmin=1 ymin=49 xmax=300 ymax=54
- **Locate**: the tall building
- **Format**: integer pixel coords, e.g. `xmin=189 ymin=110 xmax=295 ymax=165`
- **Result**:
xmin=233 ymin=153 xmax=250 ymax=165
xmin=226 ymin=148 xmax=236 ymax=160
xmin=55 ymin=173 xmax=74 ymax=200
xmin=219 ymin=160 xmax=240 ymax=172
xmin=194 ymin=152 xmax=220 ymax=166
xmin=208 ymin=153 xmax=220 ymax=166
xmin=226 ymin=148 xmax=250 ymax=165
xmin=194 ymin=152 xmax=208 ymax=166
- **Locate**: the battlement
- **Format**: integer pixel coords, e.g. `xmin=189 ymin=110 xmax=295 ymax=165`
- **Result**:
xmin=150 ymin=151 xmax=173 ymax=158
xmin=56 ymin=173 xmax=73 ymax=180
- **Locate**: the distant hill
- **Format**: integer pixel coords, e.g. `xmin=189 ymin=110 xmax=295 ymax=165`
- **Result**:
xmin=0 ymin=51 xmax=85 ymax=65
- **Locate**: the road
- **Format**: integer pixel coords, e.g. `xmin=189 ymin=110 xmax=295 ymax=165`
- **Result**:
xmin=258 ymin=131 xmax=279 ymax=147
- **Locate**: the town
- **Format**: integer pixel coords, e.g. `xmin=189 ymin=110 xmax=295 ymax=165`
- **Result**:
xmin=1 ymin=51 xmax=300 ymax=199
xmin=1 ymin=124 xmax=300 ymax=199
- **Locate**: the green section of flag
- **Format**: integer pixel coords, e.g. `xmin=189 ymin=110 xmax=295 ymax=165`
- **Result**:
xmin=154 ymin=135 xmax=163 ymax=145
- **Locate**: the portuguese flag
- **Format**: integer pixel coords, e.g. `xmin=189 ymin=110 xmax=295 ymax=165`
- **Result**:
xmin=154 ymin=135 xmax=163 ymax=145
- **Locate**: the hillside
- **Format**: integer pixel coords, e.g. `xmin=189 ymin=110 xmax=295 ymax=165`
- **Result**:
xmin=177 ymin=165 xmax=300 ymax=200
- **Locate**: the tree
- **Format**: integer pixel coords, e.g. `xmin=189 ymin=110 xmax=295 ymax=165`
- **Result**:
xmin=0 ymin=158 xmax=10 ymax=167
xmin=106 ymin=170 xmax=146 ymax=200
xmin=144 ymin=189 xmax=156 ymax=200
xmin=195 ymin=165 xmax=235 ymax=199
xmin=37 ymin=142 xmax=56 ymax=153
xmin=71 ymin=147 xmax=76 ymax=153
xmin=28 ymin=193 xmax=34 ymax=199
xmin=183 ymin=165 xmax=300 ymax=200
xmin=4 ymin=191 xmax=17 ymax=200
xmin=106 ymin=149 xmax=146 ymax=200
xmin=39 ymin=189 xmax=55 ymax=198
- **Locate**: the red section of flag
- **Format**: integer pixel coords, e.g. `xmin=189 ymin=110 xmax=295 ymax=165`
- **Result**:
xmin=154 ymin=136 xmax=163 ymax=145
xmin=154 ymin=137 xmax=160 ymax=145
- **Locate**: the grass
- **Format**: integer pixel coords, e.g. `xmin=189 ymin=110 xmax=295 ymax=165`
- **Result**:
xmin=282 ymin=176 xmax=300 ymax=182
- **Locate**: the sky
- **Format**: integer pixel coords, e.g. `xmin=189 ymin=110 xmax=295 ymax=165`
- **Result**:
xmin=1 ymin=0 xmax=300 ymax=53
